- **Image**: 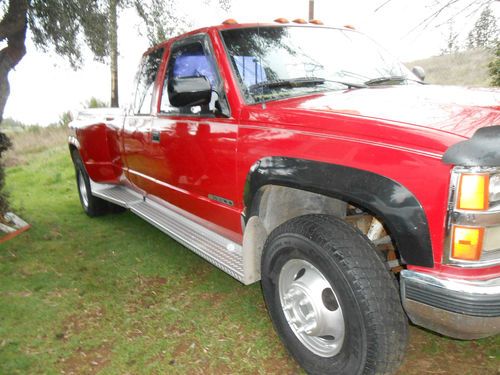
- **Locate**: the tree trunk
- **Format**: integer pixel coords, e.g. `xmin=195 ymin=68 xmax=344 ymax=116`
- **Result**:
xmin=0 ymin=0 xmax=28 ymax=122
xmin=0 ymin=0 xmax=28 ymax=216
xmin=110 ymin=0 xmax=119 ymax=107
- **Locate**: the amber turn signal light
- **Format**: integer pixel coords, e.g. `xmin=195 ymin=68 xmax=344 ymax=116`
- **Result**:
xmin=457 ymin=174 xmax=489 ymax=210
xmin=451 ymin=226 xmax=484 ymax=261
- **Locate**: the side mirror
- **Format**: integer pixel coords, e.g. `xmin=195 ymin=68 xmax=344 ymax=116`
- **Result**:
xmin=411 ymin=66 xmax=426 ymax=82
xmin=168 ymin=76 xmax=212 ymax=108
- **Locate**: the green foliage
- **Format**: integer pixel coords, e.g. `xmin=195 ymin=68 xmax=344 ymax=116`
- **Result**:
xmin=28 ymin=0 xmax=110 ymax=68
xmin=488 ymin=43 xmax=500 ymax=86
xmin=134 ymin=0 xmax=191 ymax=45
xmin=1 ymin=117 xmax=26 ymax=130
xmin=441 ymin=22 xmax=460 ymax=55
xmin=85 ymin=96 xmax=108 ymax=108
xmin=57 ymin=111 xmax=73 ymax=127
xmin=135 ymin=0 xmax=232 ymax=45
xmin=467 ymin=6 xmax=499 ymax=49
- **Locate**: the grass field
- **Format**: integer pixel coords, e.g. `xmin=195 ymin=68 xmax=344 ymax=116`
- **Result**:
xmin=1 ymin=137 xmax=499 ymax=374
xmin=408 ymin=48 xmax=495 ymax=87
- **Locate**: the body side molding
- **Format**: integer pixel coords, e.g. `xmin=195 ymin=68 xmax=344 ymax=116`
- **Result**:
xmin=244 ymin=157 xmax=434 ymax=267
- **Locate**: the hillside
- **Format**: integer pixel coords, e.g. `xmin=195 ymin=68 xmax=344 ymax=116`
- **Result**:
xmin=407 ymin=48 xmax=495 ymax=87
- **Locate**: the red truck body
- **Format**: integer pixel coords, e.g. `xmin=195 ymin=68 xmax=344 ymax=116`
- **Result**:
xmin=69 ymin=21 xmax=500 ymax=374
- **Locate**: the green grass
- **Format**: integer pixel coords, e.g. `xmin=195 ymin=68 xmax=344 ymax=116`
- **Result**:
xmin=1 ymin=145 xmax=499 ymax=374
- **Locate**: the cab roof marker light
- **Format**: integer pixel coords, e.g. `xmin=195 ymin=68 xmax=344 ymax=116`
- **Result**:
xmin=309 ymin=19 xmax=324 ymax=25
xmin=344 ymin=24 xmax=356 ymax=30
xmin=274 ymin=18 xmax=289 ymax=24
xmin=222 ymin=18 xmax=238 ymax=25
xmin=292 ymin=18 xmax=307 ymax=24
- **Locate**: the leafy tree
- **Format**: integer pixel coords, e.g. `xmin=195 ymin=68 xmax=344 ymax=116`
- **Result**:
xmin=135 ymin=0 xmax=232 ymax=45
xmin=441 ymin=21 xmax=460 ymax=55
xmin=0 ymin=0 xmax=111 ymax=216
xmin=134 ymin=0 xmax=191 ymax=45
xmin=489 ymin=43 xmax=500 ymax=85
xmin=57 ymin=111 xmax=73 ymax=127
xmin=468 ymin=6 xmax=499 ymax=49
xmin=86 ymin=97 xmax=108 ymax=108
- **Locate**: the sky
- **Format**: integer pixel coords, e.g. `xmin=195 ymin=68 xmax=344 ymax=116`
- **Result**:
xmin=4 ymin=0 xmax=499 ymax=125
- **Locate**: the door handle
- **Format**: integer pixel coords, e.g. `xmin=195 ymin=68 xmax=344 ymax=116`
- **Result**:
xmin=152 ymin=129 xmax=160 ymax=143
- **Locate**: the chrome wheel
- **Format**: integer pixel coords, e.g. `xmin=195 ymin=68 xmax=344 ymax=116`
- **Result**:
xmin=278 ymin=259 xmax=345 ymax=357
xmin=78 ymin=170 xmax=89 ymax=208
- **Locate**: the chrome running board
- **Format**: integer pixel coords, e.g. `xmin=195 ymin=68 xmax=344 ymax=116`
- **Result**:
xmin=90 ymin=182 xmax=256 ymax=285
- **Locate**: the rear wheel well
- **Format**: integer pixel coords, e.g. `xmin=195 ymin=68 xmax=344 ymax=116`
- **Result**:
xmin=68 ymin=144 xmax=79 ymax=163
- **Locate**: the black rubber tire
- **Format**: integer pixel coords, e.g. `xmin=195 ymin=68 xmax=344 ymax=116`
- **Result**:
xmin=72 ymin=153 xmax=112 ymax=217
xmin=261 ymin=214 xmax=408 ymax=375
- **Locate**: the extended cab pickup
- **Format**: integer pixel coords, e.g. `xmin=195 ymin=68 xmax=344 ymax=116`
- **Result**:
xmin=69 ymin=20 xmax=500 ymax=375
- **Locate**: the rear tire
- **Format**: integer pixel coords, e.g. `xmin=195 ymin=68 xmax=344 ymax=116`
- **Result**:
xmin=261 ymin=214 xmax=408 ymax=375
xmin=72 ymin=152 xmax=113 ymax=217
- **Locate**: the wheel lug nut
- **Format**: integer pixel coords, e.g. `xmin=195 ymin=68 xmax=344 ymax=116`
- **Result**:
xmin=305 ymin=312 xmax=314 ymax=320
xmin=299 ymin=298 xmax=308 ymax=306
xmin=303 ymin=322 xmax=316 ymax=333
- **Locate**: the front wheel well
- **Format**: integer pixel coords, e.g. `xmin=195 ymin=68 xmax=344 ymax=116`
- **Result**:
xmin=242 ymin=185 xmax=404 ymax=282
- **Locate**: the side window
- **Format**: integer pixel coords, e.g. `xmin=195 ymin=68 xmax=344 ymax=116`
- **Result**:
xmin=160 ymin=41 xmax=220 ymax=114
xmin=133 ymin=48 xmax=164 ymax=115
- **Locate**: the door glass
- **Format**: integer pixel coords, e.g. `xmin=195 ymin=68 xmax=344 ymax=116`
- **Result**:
xmin=160 ymin=41 xmax=220 ymax=114
xmin=133 ymin=48 xmax=164 ymax=115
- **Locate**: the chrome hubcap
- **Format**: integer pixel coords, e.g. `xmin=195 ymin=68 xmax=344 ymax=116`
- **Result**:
xmin=279 ymin=259 xmax=345 ymax=357
xmin=78 ymin=171 xmax=89 ymax=208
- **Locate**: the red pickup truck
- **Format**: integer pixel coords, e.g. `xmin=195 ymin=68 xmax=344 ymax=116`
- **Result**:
xmin=68 ymin=20 xmax=500 ymax=375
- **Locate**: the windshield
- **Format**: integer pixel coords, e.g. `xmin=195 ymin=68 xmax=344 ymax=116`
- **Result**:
xmin=220 ymin=26 xmax=417 ymax=103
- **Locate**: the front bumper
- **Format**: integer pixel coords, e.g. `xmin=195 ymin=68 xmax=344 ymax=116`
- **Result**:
xmin=400 ymin=270 xmax=500 ymax=339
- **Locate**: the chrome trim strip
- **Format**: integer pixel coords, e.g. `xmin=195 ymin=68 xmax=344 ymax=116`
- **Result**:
xmin=451 ymin=210 xmax=500 ymax=227
xmin=401 ymin=270 xmax=500 ymax=296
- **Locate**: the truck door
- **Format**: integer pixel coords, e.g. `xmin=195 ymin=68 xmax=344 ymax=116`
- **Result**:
xmin=122 ymin=47 xmax=165 ymax=192
xmin=148 ymin=35 xmax=241 ymax=239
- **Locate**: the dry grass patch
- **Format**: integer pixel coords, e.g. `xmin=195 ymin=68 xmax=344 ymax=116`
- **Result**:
xmin=4 ymin=126 xmax=68 ymax=167
xmin=408 ymin=48 xmax=495 ymax=87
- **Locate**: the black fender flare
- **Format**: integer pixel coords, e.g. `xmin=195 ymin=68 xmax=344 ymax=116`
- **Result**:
xmin=443 ymin=125 xmax=500 ymax=166
xmin=244 ymin=157 xmax=434 ymax=268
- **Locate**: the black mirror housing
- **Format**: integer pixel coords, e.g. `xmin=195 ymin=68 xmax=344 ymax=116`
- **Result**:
xmin=168 ymin=76 xmax=212 ymax=108
xmin=411 ymin=66 xmax=426 ymax=82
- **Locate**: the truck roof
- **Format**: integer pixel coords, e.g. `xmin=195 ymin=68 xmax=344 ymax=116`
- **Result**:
xmin=144 ymin=20 xmax=353 ymax=56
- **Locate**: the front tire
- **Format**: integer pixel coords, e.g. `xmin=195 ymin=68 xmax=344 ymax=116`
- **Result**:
xmin=261 ymin=214 xmax=408 ymax=375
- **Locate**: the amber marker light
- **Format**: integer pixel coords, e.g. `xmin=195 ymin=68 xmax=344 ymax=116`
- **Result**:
xmin=457 ymin=173 xmax=489 ymax=210
xmin=292 ymin=18 xmax=307 ymax=24
xmin=451 ymin=226 xmax=484 ymax=261
xmin=274 ymin=18 xmax=289 ymax=24
xmin=309 ymin=19 xmax=324 ymax=25
xmin=222 ymin=18 xmax=238 ymax=25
